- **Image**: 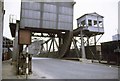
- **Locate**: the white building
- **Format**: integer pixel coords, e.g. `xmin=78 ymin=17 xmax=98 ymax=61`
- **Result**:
xmin=112 ymin=1 xmax=120 ymax=41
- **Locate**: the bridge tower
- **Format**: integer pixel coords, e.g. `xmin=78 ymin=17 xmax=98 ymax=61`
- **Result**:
xmin=75 ymin=12 xmax=104 ymax=62
xmin=9 ymin=0 xmax=75 ymax=75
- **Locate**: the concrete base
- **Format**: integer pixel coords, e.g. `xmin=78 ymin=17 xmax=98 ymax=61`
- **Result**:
xmin=80 ymin=58 xmax=92 ymax=63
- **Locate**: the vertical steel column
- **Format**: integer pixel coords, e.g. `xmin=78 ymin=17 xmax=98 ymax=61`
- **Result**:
xmin=80 ymin=29 xmax=86 ymax=59
xmin=56 ymin=2 xmax=59 ymax=29
xmin=12 ymin=21 xmax=20 ymax=62
xmin=87 ymin=37 xmax=89 ymax=46
xmin=54 ymin=38 xmax=59 ymax=49
xmin=0 ymin=2 xmax=4 ymax=79
xmin=58 ymin=37 xmax=62 ymax=54
xmin=46 ymin=43 xmax=48 ymax=53
xmin=59 ymin=37 xmax=61 ymax=47
xmin=40 ymin=2 xmax=43 ymax=28
xmin=49 ymin=40 xmax=53 ymax=52
xmin=87 ymin=37 xmax=90 ymax=61
xmin=14 ymin=20 xmax=20 ymax=74
xmin=94 ymin=36 xmax=97 ymax=60
xmin=53 ymin=38 xmax=55 ymax=52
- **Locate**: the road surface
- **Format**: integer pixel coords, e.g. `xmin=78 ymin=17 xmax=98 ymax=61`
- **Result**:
xmin=32 ymin=57 xmax=118 ymax=79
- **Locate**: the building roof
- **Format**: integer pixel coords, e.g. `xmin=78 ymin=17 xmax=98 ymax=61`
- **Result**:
xmin=77 ymin=12 xmax=104 ymax=20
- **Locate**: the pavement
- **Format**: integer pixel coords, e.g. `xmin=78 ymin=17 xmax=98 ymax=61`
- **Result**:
xmin=2 ymin=57 xmax=119 ymax=79
xmin=2 ymin=59 xmax=46 ymax=79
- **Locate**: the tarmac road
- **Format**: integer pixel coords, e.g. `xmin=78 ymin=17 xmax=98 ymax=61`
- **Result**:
xmin=32 ymin=57 xmax=118 ymax=79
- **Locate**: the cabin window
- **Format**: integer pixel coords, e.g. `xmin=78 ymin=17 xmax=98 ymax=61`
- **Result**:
xmin=99 ymin=21 xmax=103 ymax=27
xmin=80 ymin=20 xmax=86 ymax=27
xmin=94 ymin=20 xmax=97 ymax=27
xmin=88 ymin=20 xmax=92 ymax=26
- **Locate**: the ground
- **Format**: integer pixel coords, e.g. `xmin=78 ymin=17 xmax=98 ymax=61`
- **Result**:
xmin=2 ymin=57 xmax=119 ymax=79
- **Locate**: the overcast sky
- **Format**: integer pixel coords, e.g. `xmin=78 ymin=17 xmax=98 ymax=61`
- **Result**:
xmin=3 ymin=0 xmax=119 ymax=43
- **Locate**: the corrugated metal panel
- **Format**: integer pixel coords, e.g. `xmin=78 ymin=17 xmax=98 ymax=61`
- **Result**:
xmin=58 ymin=2 xmax=73 ymax=7
xmin=43 ymin=12 xmax=56 ymax=21
xmin=59 ymin=7 xmax=73 ymax=15
xmin=22 ymin=2 xmax=41 ymax=11
xmin=42 ymin=20 xmax=49 ymax=28
xmin=49 ymin=21 xmax=56 ymax=29
xmin=21 ymin=18 xmax=40 ymax=28
xmin=44 ymin=4 xmax=56 ymax=13
xmin=20 ymin=2 xmax=73 ymax=31
xmin=58 ymin=22 xmax=72 ymax=30
xmin=22 ymin=9 xmax=41 ymax=19
xmin=43 ymin=20 xmax=56 ymax=29
xmin=59 ymin=15 xmax=72 ymax=23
